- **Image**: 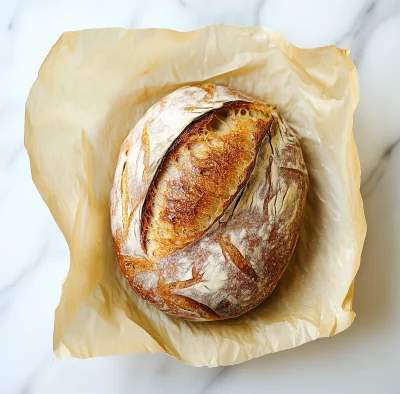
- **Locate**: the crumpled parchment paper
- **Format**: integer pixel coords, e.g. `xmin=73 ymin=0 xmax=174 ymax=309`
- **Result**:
xmin=25 ymin=25 xmax=366 ymax=367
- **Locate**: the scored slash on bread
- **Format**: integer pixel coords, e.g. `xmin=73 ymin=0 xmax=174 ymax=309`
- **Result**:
xmin=141 ymin=101 xmax=274 ymax=259
xmin=110 ymin=84 xmax=308 ymax=321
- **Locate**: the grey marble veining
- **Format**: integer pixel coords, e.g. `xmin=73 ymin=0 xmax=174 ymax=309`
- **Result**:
xmin=0 ymin=0 xmax=399 ymax=393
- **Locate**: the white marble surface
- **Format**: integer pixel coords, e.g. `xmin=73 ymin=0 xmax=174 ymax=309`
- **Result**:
xmin=1 ymin=0 xmax=399 ymax=393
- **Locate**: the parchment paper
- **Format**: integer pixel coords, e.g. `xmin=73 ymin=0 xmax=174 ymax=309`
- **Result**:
xmin=25 ymin=25 xmax=366 ymax=367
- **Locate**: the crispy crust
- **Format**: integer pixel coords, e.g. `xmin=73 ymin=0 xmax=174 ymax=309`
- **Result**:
xmin=110 ymin=84 xmax=308 ymax=321
xmin=140 ymin=101 xmax=273 ymax=258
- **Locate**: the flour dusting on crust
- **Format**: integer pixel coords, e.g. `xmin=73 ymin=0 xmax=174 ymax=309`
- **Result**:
xmin=110 ymin=84 xmax=308 ymax=321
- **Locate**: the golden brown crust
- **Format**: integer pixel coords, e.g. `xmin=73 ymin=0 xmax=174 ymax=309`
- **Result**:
xmin=141 ymin=101 xmax=273 ymax=258
xmin=219 ymin=234 xmax=258 ymax=282
xmin=110 ymin=84 xmax=308 ymax=321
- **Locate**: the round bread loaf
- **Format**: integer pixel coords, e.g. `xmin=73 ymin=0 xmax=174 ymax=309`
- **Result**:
xmin=110 ymin=84 xmax=308 ymax=321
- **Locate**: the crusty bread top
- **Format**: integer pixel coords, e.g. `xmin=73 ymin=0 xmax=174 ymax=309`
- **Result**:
xmin=111 ymin=84 xmax=267 ymax=259
xmin=141 ymin=101 xmax=274 ymax=258
xmin=111 ymin=84 xmax=308 ymax=321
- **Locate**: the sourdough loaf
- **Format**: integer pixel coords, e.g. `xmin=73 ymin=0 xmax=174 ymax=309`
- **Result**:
xmin=110 ymin=84 xmax=308 ymax=321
